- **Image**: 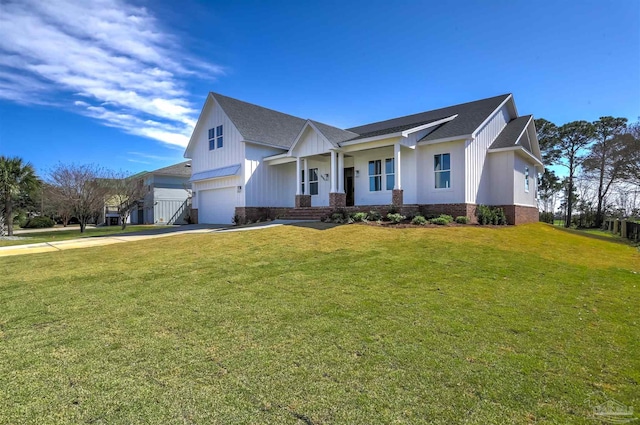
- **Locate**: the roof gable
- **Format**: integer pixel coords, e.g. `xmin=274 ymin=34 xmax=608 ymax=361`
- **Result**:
xmin=212 ymin=92 xmax=306 ymax=149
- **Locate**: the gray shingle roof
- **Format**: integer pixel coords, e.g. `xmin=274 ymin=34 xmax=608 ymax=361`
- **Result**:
xmin=309 ymin=120 xmax=359 ymax=145
xmin=347 ymin=94 xmax=511 ymax=142
xmin=151 ymin=161 xmax=192 ymax=177
xmin=212 ymin=92 xmax=307 ymax=149
xmin=489 ymin=115 xmax=532 ymax=151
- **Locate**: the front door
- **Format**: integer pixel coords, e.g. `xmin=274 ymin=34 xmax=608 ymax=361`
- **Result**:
xmin=344 ymin=167 xmax=355 ymax=206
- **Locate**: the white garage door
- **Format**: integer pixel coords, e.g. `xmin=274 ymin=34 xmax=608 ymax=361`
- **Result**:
xmin=198 ymin=187 xmax=237 ymax=224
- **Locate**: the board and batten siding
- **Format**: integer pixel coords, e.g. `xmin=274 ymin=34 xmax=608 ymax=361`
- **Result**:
xmin=291 ymin=126 xmax=333 ymax=158
xmin=189 ymin=97 xmax=246 ymax=180
xmin=513 ymin=154 xmax=538 ymax=207
xmin=485 ymin=151 xmax=514 ymax=206
xmin=245 ymin=143 xmax=294 ymax=207
xmin=465 ymin=103 xmax=512 ymax=204
xmin=416 ymin=140 xmax=466 ymax=204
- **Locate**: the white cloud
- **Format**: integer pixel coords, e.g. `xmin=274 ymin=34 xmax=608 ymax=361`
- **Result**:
xmin=0 ymin=0 xmax=223 ymax=148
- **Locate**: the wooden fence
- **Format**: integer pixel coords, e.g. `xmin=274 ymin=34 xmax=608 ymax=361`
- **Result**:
xmin=604 ymin=219 xmax=640 ymax=242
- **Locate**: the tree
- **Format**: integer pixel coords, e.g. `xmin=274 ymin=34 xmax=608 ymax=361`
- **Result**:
xmin=619 ymin=121 xmax=640 ymax=187
xmin=104 ymin=171 xmax=147 ymax=230
xmin=582 ymin=117 xmax=628 ymax=227
xmin=556 ymin=121 xmax=595 ymax=227
xmin=0 ymin=156 xmax=40 ymax=236
xmin=48 ymin=163 xmax=108 ymax=233
xmin=537 ymin=169 xmax=563 ymax=213
xmin=534 ymin=118 xmax=561 ymax=165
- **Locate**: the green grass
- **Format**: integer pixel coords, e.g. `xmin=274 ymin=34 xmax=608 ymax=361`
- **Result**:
xmin=0 ymin=225 xmax=155 ymax=247
xmin=0 ymin=223 xmax=638 ymax=424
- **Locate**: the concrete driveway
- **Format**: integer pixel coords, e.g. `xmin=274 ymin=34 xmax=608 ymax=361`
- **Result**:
xmin=0 ymin=220 xmax=321 ymax=257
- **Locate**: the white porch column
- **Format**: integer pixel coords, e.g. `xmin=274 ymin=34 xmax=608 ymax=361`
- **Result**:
xmin=394 ymin=143 xmax=402 ymax=190
xmin=303 ymin=158 xmax=308 ymax=195
xmin=330 ymin=150 xmax=337 ymax=193
xmin=296 ymin=156 xmax=302 ymax=195
xmin=338 ymin=152 xmax=345 ymax=193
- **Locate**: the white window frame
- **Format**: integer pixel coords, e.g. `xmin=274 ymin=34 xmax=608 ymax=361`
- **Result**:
xmin=216 ymin=125 xmax=224 ymax=149
xmin=309 ymin=168 xmax=319 ymax=195
xmin=385 ymin=158 xmax=395 ymax=191
xmin=434 ymin=153 xmax=451 ymax=189
xmin=208 ymin=128 xmax=216 ymax=150
xmin=369 ymin=160 xmax=382 ymax=192
xmin=524 ymin=166 xmax=530 ymax=192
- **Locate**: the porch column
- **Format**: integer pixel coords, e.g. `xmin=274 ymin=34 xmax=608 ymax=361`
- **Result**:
xmin=394 ymin=143 xmax=402 ymax=190
xmin=303 ymin=158 xmax=309 ymax=195
xmin=338 ymin=152 xmax=345 ymax=193
xmin=296 ymin=156 xmax=302 ymax=195
xmin=330 ymin=150 xmax=337 ymax=193
xmin=392 ymin=143 xmax=404 ymax=206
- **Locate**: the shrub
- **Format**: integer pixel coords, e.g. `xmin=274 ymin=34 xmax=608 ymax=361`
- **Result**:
xmin=387 ymin=213 xmax=406 ymax=224
xmin=476 ymin=205 xmax=508 ymax=225
xmin=331 ymin=212 xmax=346 ymax=224
xmin=429 ymin=217 xmax=449 ymax=225
xmin=539 ymin=212 xmax=554 ymax=224
xmin=388 ymin=204 xmax=399 ymax=214
xmin=455 ymin=216 xmax=470 ymax=224
xmin=439 ymin=214 xmax=454 ymax=223
xmin=24 ymin=216 xmax=55 ymax=229
xmin=367 ymin=210 xmax=382 ymax=221
xmin=351 ymin=212 xmax=368 ymax=222
xmin=411 ymin=215 xmax=427 ymax=225
xmin=14 ymin=213 xmax=28 ymax=228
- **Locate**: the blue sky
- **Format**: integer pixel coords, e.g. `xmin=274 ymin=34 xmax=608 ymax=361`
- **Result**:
xmin=0 ymin=0 xmax=638 ymax=176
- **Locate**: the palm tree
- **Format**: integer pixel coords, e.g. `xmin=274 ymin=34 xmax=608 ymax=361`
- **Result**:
xmin=0 ymin=156 xmax=40 ymax=236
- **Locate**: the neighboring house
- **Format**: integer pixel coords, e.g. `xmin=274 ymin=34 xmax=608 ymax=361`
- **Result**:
xmin=131 ymin=161 xmax=192 ymax=225
xmin=184 ymin=93 xmax=543 ymax=225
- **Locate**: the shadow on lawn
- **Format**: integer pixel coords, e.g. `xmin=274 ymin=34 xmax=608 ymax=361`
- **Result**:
xmin=553 ymin=226 xmax=634 ymax=246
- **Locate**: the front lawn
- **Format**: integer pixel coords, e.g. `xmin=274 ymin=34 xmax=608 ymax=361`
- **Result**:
xmin=0 ymin=223 xmax=638 ymax=424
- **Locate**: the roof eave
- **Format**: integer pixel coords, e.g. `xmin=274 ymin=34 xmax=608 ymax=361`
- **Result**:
xmin=400 ymin=114 xmax=459 ymax=137
xmin=339 ymin=132 xmax=404 ymax=146
xmin=417 ymin=134 xmax=473 ymax=146
xmin=471 ymin=94 xmax=514 ymax=138
xmin=488 ymin=146 xmax=544 ymax=167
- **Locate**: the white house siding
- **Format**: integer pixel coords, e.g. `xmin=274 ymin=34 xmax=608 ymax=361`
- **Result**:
xmin=513 ymin=153 xmax=538 ymax=207
xmin=465 ymin=103 xmax=512 ymax=204
xmin=245 ymin=143 xmax=294 ymax=207
xmin=486 ymin=151 xmax=514 ymax=206
xmin=416 ymin=140 xmax=466 ymax=204
xmin=190 ymin=98 xmax=246 ymax=178
xmin=352 ymin=146 xmax=396 ymax=206
xmin=292 ymin=126 xmax=333 ymax=157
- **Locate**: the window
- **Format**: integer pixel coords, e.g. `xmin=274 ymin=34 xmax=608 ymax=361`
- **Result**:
xmin=301 ymin=169 xmax=305 ymax=194
xmin=385 ymin=158 xmax=395 ymax=190
xmin=216 ymin=125 xmax=224 ymax=148
xmin=309 ymin=168 xmax=318 ymax=195
xmin=369 ymin=160 xmax=382 ymax=191
xmin=434 ymin=153 xmax=451 ymax=189
xmin=208 ymin=128 xmax=215 ymax=150
xmin=524 ymin=166 xmax=530 ymax=192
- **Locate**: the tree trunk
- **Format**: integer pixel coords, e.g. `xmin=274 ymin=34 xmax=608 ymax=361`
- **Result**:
xmin=79 ymin=218 xmax=86 ymax=233
xmin=565 ymin=157 xmax=575 ymax=228
xmin=5 ymin=197 xmax=13 ymax=236
xmin=595 ymin=148 xmax=606 ymax=228
xmin=121 ymin=216 xmax=127 ymax=230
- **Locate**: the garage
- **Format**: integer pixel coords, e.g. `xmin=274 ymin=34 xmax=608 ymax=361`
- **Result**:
xmin=198 ymin=187 xmax=237 ymax=224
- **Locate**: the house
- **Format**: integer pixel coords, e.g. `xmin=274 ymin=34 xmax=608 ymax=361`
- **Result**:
xmin=184 ymin=93 xmax=543 ymax=224
xmin=130 ymin=161 xmax=192 ymax=225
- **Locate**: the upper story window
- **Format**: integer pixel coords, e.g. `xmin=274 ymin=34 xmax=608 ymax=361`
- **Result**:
xmin=208 ymin=125 xmax=224 ymax=150
xmin=208 ymin=128 xmax=215 ymax=150
xmin=524 ymin=166 xmax=530 ymax=192
xmin=434 ymin=153 xmax=450 ymax=189
xmin=216 ymin=125 xmax=224 ymax=148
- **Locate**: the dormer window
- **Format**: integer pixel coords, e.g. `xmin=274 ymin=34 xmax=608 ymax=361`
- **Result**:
xmin=208 ymin=125 xmax=224 ymax=150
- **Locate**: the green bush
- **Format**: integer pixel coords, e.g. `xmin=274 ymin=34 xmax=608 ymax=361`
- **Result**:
xmin=439 ymin=214 xmax=454 ymax=223
xmin=14 ymin=213 xmax=28 ymax=228
xmin=24 ymin=216 xmax=55 ymax=229
xmin=429 ymin=217 xmax=449 ymax=225
xmin=476 ymin=205 xmax=507 ymax=225
xmin=387 ymin=213 xmax=406 ymax=224
xmin=367 ymin=210 xmax=382 ymax=221
xmin=411 ymin=215 xmax=427 ymax=225
xmin=331 ymin=212 xmax=346 ymax=224
xmin=455 ymin=216 xmax=470 ymax=224
xmin=351 ymin=212 xmax=368 ymax=222
xmin=539 ymin=212 xmax=554 ymax=224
